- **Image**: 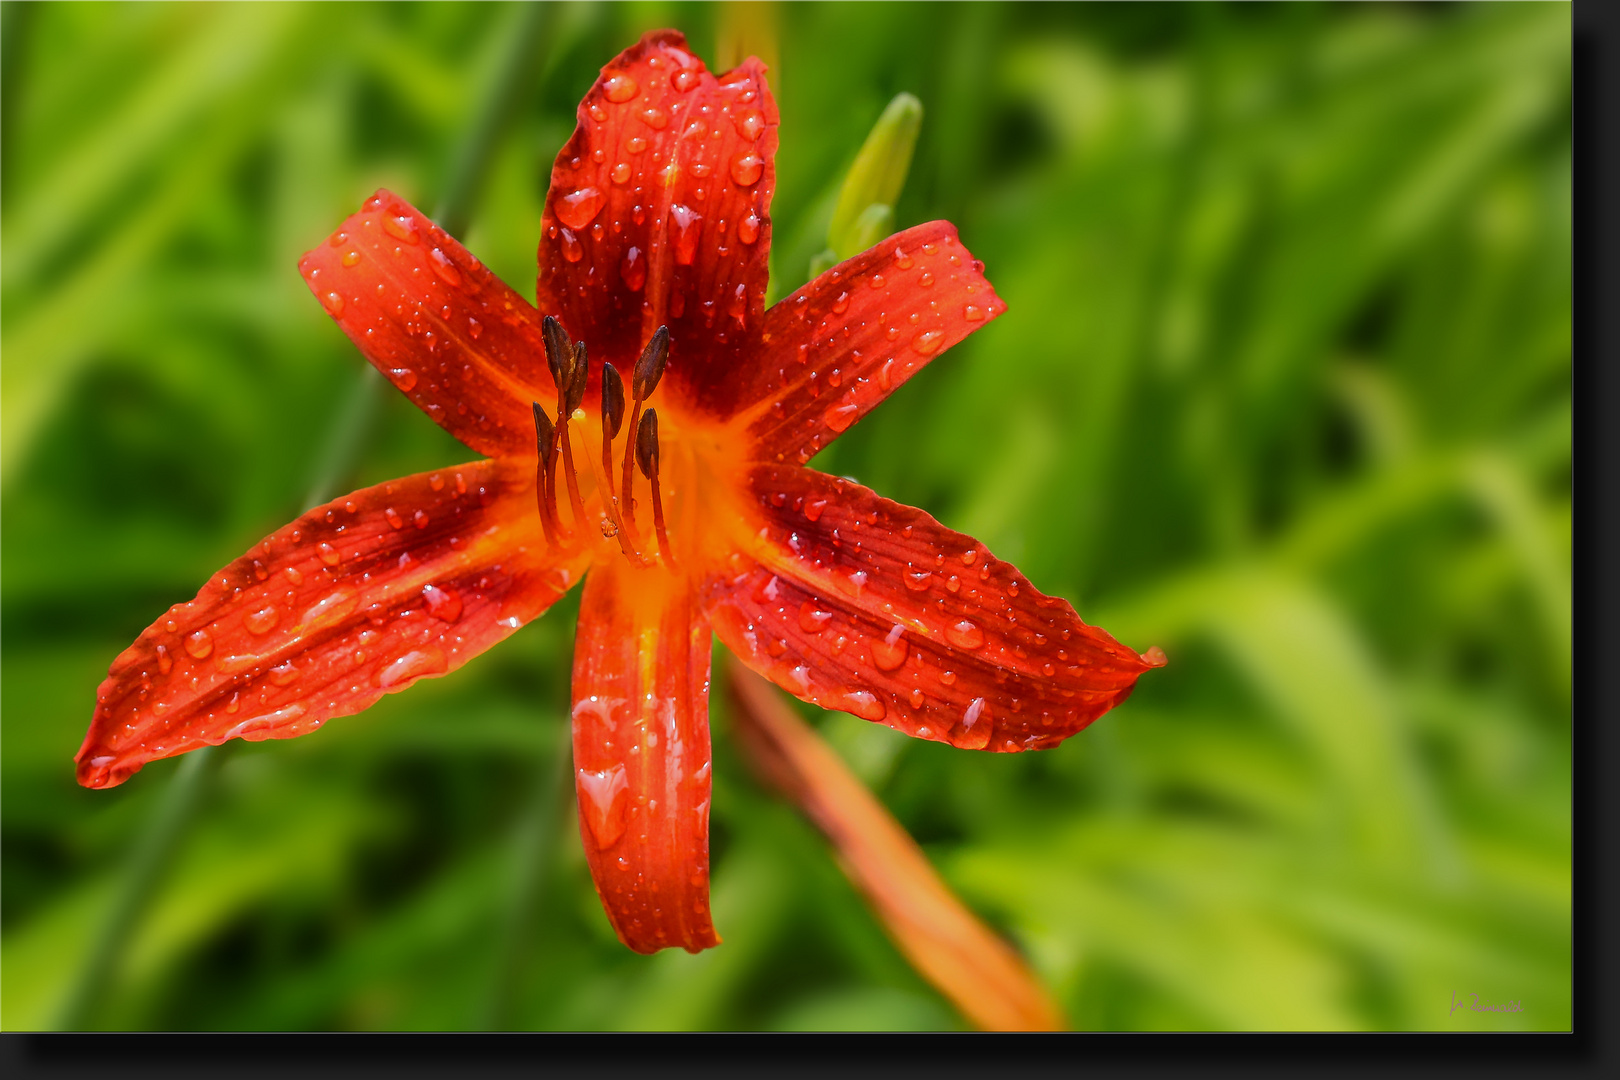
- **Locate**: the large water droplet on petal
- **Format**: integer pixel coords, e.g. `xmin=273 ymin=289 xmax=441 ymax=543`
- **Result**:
xmin=428 ymin=247 xmax=462 ymax=287
xmin=559 ymin=227 xmax=584 ymax=263
xmin=844 ymin=689 xmax=887 ymax=722
xmin=422 ymin=583 xmax=462 ymax=623
xmin=184 ymin=630 xmax=213 ymax=660
xmin=578 ymin=764 xmax=630 ymax=848
xmin=738 ymin=209 xmax=761 ymax=245
xmin=376 ymin=646 xmax=448 ymax=688
xmin=730 ymin=150 xmax=764 ymax=187
xmin=797 ymin=601 xmax=834 ymax=634
xmin=823 ymin=402 xmax=859 ymax=433
xmin=733 ymin=109 xmax=765 ymax=140
xmin=382 ymin=214 xmax=419 ymax=244
xmin=269 ymin=662 xmax=300 ymax=686
xmin=669 ymin=204 xmax=702 ymax=265
xmin=300 ymin=588 xmax=359 ymax=634
xmin=556 ymin=186 xmax=606 ymax=230
xmin=322 ymin=291 xmax=345 ymax=316
xmin=318 ymin=542 xmax=341 ymax=567
xmin=389 ymin=367 xmax=418 ymax=391
xmin=672 ymin=69 xmax=699 ymax=93
xmin=912 ymin=329 xmax=945 ymax=355
xmin=621 ymin=245 xmax=646 ymax=291
xmin=956 ymin=697 xmax=992 ymax=750
xmin=872 ymin=624 xmax=909 ymax=672
xmin=244 ymin=606 xmax=279 ymax=635
xmin=947 ymin=619 xmax=986 ymax=650
xmin=603 ymin=74 xmax=639 ymax=103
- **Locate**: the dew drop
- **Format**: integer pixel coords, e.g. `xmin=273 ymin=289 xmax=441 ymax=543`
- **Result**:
xmin=641 ymin=106 xmax=669 ymax=129
xmin=376 ymin=646 xmax=448 ymax=688
xmin=904 ymin=569 xmax=933 ymax=592
xmin=603 ymin=74 xmax=639 ymax=103
xmin=318 ymin=542 xmax=341 ymax=566
xmin=910 ymin=687 xmax=926 ymax=708
xmin=912 ymin=329 xmax=945 ymax=355
xmin=611 ymin=162 xmax=632 ymax=184
xmin=156 ymin=643 xmax=173 ymax=675
xmin=269 ymin=662 xmax=299 ymax=686
xmin=669 ymin=204 xmax=702 ymax=265
xmin=672 ymin=69 xmax=699 ymax=92
xmin=244 ymin=606 xmax=279 ymax=635
xmin=385 ymin=507 xmax=404 ymax=529
xmin=798 ymin=601 xmax=834 ymax=634
xmin=422 ymin=583 xmax=463 ymax=623
xmin=844 ymin=690 xmax=887 ymax=722
xmin=340 ymin=249 xmax=361 ymax=268
xmin=300 ymin=588 xmax=359 ymax=634
xmin=578 ymin=764 xmax=630 ymax=848
xmin=627 ymin=135 xmax=648 ymax=154
xmin=382 ymin=214 xmax=419 ymax=244
xmin=832 ymin=291 xmax=850 ymax=314
xmin=823 ymin=402 xmax=859 ymax=433
xmin=804 ymin=498 xmax=827 ymax=522
xmin=559 ymin=227 xmax=583 ymax=263
xmin=957 ymin=697 xmax=992 ymax=750
xmin=947 ymin=619 xmax=986 ymax=650
xmin=428 ymin=247 xmax=462 ymax=287
xmin=737 ymin=209 xmax=761 ymax=245
xmin=322 ymin=291 xmax=345 ymax=316
xmin=285 ymin=566 xmax=304 ymax=586
xmin=733 ymin=109 xmax=765 ymax=140
xmin=556 ymin=187 xmax=606 ymax=230
xmin=873 ymin=625 xmax=909 ymax=672
xmin=941 ymin=669 xmax=958 ymax=686
xmin=621 ymin=245 xmax=646 ymax=291
xmin=964 ymin=304 xmax=984 ymax=321
xmin=184 ymin=630 xmax=213 ymax=660
xmin=894 ymin=248 xmax=914 ymax=270
xmin=467 ymin=316 xmax=482 ymax=339
xmin=414 ymin=509 xmax=430 ymax=529
xmin=730 ymin=150 xmax=764 ymax=186
xmin=389 ymin=367 xmax=418 ymax=391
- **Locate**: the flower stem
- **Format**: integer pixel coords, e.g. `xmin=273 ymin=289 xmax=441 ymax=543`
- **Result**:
xmin=54 ymin=2 xmax=558 ymax=1030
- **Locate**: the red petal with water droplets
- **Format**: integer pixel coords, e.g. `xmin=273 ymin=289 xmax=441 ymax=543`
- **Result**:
xmin=700 ymin=464 xmax=1158 ymax=752
xmin=536 ymin=30 xmax=777 ymax=420
xmin=299 ymin=189 xmax=554 ymax=458
xmin=734 ymin=222 xmax=1006 ymax=463
xmin=726 ymin=662 xmax=1064 ymax=1031
xmin=76 ymin=460 xmax=588 ymax=789
xmin=571 ymin=559 xmax=720 ymax=954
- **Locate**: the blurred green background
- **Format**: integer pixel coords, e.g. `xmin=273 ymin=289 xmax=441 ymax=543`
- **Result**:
xmin=0 ymin=1 xmax=1570 ymax=1031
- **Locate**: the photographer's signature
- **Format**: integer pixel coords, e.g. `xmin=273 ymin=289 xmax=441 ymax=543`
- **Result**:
xmin=1450 ymin=991 xmax=1522 ymax=1015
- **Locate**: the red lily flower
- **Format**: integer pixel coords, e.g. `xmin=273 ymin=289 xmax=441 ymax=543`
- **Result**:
xmin=76 ymin=30 xmax=1164 ymax=955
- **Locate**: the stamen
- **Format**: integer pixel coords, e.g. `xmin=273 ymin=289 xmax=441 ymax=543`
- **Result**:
xmin=599 ymin=361 xmax=631 ymax=542
xmin=637 ymin=408 xmax=675 ymax=569
xmin=531 ymin=403 xmax=562 ymax=549
xmin=620 ymin=327 xmax=670 ymax=534
xmin=543 ymin=316 xmax=589 ymax=537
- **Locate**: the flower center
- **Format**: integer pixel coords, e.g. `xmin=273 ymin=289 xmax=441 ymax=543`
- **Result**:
xmin=532 ymin=318 xmax=678 ymax=571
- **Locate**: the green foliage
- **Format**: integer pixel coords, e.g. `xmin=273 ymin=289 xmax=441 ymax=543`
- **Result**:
xmin=1 ymin=1 xmax=1569 ymax=1030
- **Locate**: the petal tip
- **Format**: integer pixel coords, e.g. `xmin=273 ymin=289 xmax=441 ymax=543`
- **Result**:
xmin=1140 ymin=645 xmax=1168 ymax=669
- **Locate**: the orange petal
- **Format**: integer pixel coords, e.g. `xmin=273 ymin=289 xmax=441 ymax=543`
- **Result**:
xmin=570 ymin=558 xmax=720 ymax=953
xmin=701 ymin=464 xmax=1160 ymax=751
xmin=726 ymin=661 xmax=1064 ymax=1031
xmin=733 ymin=222 xmax=1006 ymax=462
xmin=77 ymin=459 xmax=589 ymax=789
xmin=299 ymin=190 xmax=554 ymax=458
xmin=536 ymin=30 xmax=777 ymax=420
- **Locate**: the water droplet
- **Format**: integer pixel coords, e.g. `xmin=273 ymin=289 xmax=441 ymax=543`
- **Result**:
xmin=341 ymin=250 xmax=361 ymax=267
xmin=873 ymin=625 xmax=909 ymax=671
xmin=847 ymin=570 xmax=868 ymax=594
xmin=641 ymin=106 xmax=669 ymax=129
xmin=429 ymin=247 xmax=462 ymax=287
xmin=919 ymin=272 xmax=934 ymax=287
xmin=611 ymin=162 xmax=633 ymax=185
xmin=467 ymin=317 xmax=482 ymax=339
xmin=429 ymin=473 xmax=444 ymax=492
xmin=946 ymin=575 xmax=961 ymax=593
xmin=672 ymin=69 xmax=699 ymax=92
xmin=300 ymin=588 xmax=359 ymax=634
xmin=730 ymin=150 xmax=764 ymax=186
xmin=669 ymin=204 xmax=702 ymax=265
xmin=382 ymin=214 xmax=419 ymax=244
xmin=423 ymin=583 xmax=462 ymax=623
xmin=964 ymin=304 xmax=984 ymax=321
xmin=823 ymin=402 xmax=859 ymax=433
xmin=947 ymin=619 xmax=986 ymax=650
xmin=957 ymin=697 xmax=991 ymax=749
xmin=559 ymin=227 xmax=583 ymax=263
xmin=738 ymin=209 xmax=761 ymax=244
xmin=376 ymin=647 xmax=448 ymax=689
xmin=904 ymin=570 xmax=933 ymax=591
xmin=832 ymin=291 xmax=850 ymax=314
xmin=184 ymin=630 xmax=213 ymax=660
xmin=940 ymin=669 xmax=958 ymax=686
xmin=269 ymin=662 xmax=299 ymax=686
xmin=621 ymin=245 xmax=646 ymax=291
xmin=414 ymin=509 xmax=430 ymax=529
xmin=322 ymin=291 xmax=345 ymax=316
xmin=578 ymin=764 xmax=630 ymax=848
xmin=155 ymin=643 xmax=173 ymax=675
xmin=804 ymin=498 xmax=827 ymax=522
xmin=590 ymin=103 xmax=609 ymax=122
xmin=388 ymin=367 xmax=419 ymax=392
xmin=872 ymin=273 xmax=887 ymax=289
xmin=244 ymin=606 xmax=279 ymax=635
xmin=894 ymin=248 xmax=914 ymax=269
xmin=912 ymin=329 xmax=944 ymax=355
xmin=910 ymin=687 xmax=926 ymax=708
xmin=798 ymin=601 xmax=833 ymax=634
xmin=627 ymin=135 xmax=648 ymax=154
xmin=557 ymin=186 xmax=606 ymax=230
xmin=318 ymin=542 xmax=341 ymax=567
xmin=603 ymin=74 xmax=639 ymax=103
xmin=767 ymin=637 xmax=789 ymax=658
xmin=844 ymin=690 xmax=886 ymax=722
xmin=384 ymin=507 xmax=404 ymax=529
xmin=1141 ymin=645 xmax=1168 ymax=668
xmin=1042 ymin=662 xmax=1056 ymax=677
xmin=734 ymin=109 xmax=765 ymax=140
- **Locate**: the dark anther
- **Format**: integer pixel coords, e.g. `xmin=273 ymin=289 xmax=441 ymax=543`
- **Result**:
xmin=635 ymin=408 xmax=659 ymax=479
xmin=632 ymin=325 xmax=670 ymax=401
xmin=566 ymin=341 xmax=589 ymax=416
xmin=542 ymin=315 xmax=573 ymax=394
xmin=600 ymin=362 xmax=625 ymax=438
xmin=532 ymin=402 xmax=555 ymax=467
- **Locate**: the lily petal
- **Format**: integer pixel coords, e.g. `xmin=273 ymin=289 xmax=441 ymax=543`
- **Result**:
xmin=702 ymin=464 xmax=1160 ymax=751
xmin=299 ymin=190 xmax=553 ymax=458
xmin=571 ymin=559 xmax=720 ymax=954
xmin=77 ymin=459 xmax=587 ymax=789
xmin=734 ymin=222 xmax=1006 ymax=462
xmin=727 ymin=661 xmax=1065 ymax=1031
xmin=536 ymin=30 xmax=777 ymax=418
